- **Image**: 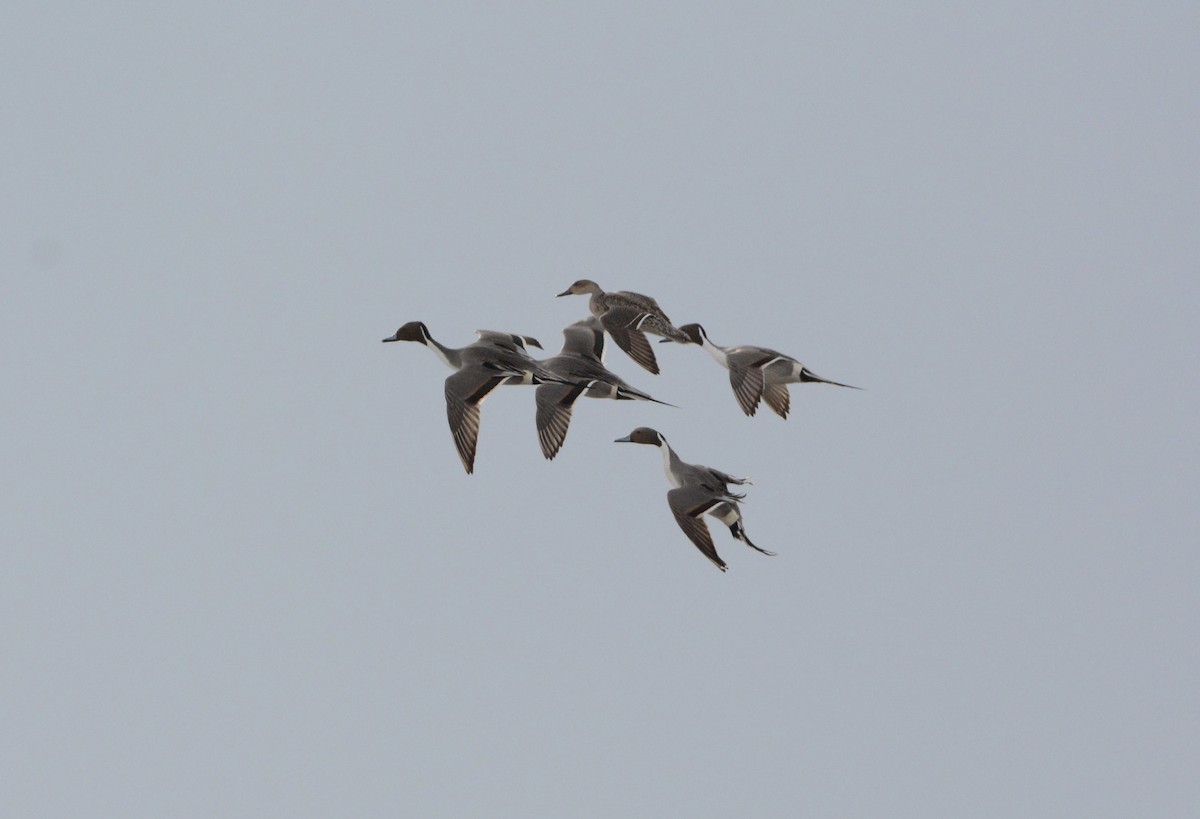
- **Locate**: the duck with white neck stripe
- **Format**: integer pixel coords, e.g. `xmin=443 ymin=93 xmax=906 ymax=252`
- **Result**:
xmin=614 ymin=426 xmax=774 ymax=572
xmin=674 ymin=322 xmax=861 ymax=419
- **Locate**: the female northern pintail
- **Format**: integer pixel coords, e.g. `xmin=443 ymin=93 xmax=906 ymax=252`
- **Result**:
xmin=556 ymin=279 xmax=689 ymax=375
xmin=382 ymin=321 xmax=567 ymax=474
xmin=677 ymin=323 xmax=861 ymax=419
xmin=535 ymin=317 xmax=674 ymax=460
xmin=614 ymin=427 xmax=774 ymax=572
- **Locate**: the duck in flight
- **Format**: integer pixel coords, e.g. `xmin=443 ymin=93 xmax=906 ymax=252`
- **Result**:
xmin=614 ymin=426 xmax=774 ymax=572
xmin=556 ymin=279 xmax=689 ymax=375
xmin=534 ymin=317 xmax=674 ymax=460
xmin=675 ymin=323 xmax=861 ymax=419
xmin=382 ymin=321 xmax=568 ymax=474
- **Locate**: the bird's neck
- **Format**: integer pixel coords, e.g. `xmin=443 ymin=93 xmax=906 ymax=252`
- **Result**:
xmin=700 ymin=334 xmax=727 ymax=366
xmin=660 ymin=443 xmax=683 ymax=487
xmin=425 ymin=336 xmax=461 ymax=369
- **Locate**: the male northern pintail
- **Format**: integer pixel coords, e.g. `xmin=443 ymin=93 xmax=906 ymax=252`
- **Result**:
xmin=382 ymin=321 xmax=568 ymax=474
xmin=535 ymin=317 xmax=674 ymax=460
xmin=677 ymin=323 xmax=861 ymax=419
xmin=614 ymin=427 xmax=774 ymax=572
xmin=556 ymin=279 xmax=689 ymax=375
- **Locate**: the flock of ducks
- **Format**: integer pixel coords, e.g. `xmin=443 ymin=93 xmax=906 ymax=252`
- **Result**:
xmin=383 ymin=279 xmax=860 ymax=572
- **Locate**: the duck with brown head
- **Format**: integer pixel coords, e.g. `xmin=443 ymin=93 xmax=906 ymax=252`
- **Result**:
xmin=614 ymin=426 xmax=773 ymax=572
xmin=674 ymin=322 xmax=861 ymax=419
xmin=556 ymin=280 xmax=690 ymax=375
xmin=382 ymin=321 xmax=571 ymax=474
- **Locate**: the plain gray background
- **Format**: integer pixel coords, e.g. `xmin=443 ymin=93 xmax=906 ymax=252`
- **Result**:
xmin=3 ymin=3 xmax=1197 ymax=816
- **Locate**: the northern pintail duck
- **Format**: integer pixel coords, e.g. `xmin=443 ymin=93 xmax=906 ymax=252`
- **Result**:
xmin=556 ymin=279 xmax=689 ymax=375
xmin=382 ymin=321 xmax=567 ymax=473
xmin=678 ymin=323 xmax=861 ymax=419
xmin=614 ymin=427 xmax=774 ymax=572
xmin=535 ymin=317 xmax=674 ymax=460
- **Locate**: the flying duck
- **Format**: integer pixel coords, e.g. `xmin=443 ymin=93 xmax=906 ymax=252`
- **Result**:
xmin=535 ymin=317 xmax=674 ymax=460
xmin=677 ymin=323 xmax=860 ymax=418
xmin=556 ymin=279 xmax=689 ymax=375
xmin=614 ymin=426 xmax=774 ymax=572
xmin=383 ymin=321 xmax=568 ymax=473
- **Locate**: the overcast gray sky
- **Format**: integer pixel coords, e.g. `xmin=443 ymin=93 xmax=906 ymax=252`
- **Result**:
xmin=3 ymin=2 xmax=1198 ymax=817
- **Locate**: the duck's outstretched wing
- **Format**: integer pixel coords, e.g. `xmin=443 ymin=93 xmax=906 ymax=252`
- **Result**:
xmin=444 ymin=368 xmax=508 ymax=474
xmin=558 ymin=318 xmax=606 ymax=362
xmin=600 ymin=306 xmax=659 ymax=374
xmin=534 ymin=382 xmax=587 ymax=460
xmin=761 ymin=380 xmax=791 ymax=419
xmin=667 ymin=487 xmax=728 ymax=572
xmin=727 ymin=361 xmax=765 ymax=416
